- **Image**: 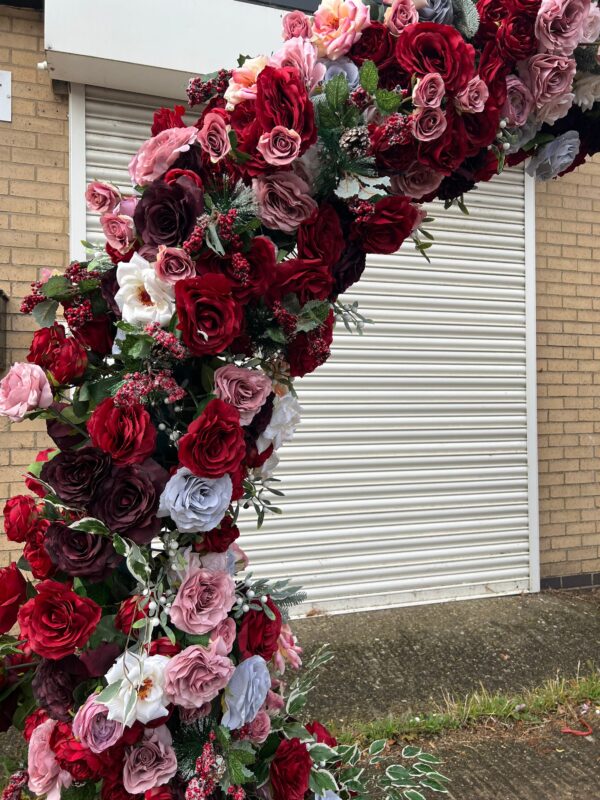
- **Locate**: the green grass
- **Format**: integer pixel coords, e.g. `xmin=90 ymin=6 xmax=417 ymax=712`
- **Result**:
xmin=331 ymin=666 xmax=600 ymax=744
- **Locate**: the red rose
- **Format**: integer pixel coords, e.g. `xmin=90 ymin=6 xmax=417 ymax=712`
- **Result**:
xmin=395 ymin=23 xmax=475 ymax=94
xmin=478 ymin=42 xmax=511 ymax=101
xmin=349 ymin=21 xmax=396 ymax=69
xmin=25 ymin=448 xmax=55 ymax=497
xmin=287 ymin=310 xmax=335 ymax=378
xmin=27 ymin=324 xmax=87 ymax=385
xmin=462 ymin=100 xmax=502 ymax=157
xmin=145 ymin=788 xmax=173 ymax=800
xmin=270 ymin=738 xmax=312 ymax=800
xmin=18 ymin=580 xmax=101 ymax=660
xmin=0 ymin=563 xmax=27 ymax=634
xmin=255 ymin=65 xmax=316 ymax=154
xmin=268 ymin=258 xmax=334 ymax=306
xmin=351 ymin=196 xmax=419 ymax=255
xmin=297 ymin=204 xmax=345 ymax=268
xmin=175 ymin=274 xmax=243 ymax=356
xmin=23 ymin=520 xmax=54 ymax=580
xmin=148 ymin=637 xmax=182 ymax=657
xmin=151 ymin=105 xmax=186 ymax=136
xmin=88 ymin=397 xmax=156 ymax=465
xmin=106 ymin=242 xmax=138 ymax=266
xmin=50 ymin=721 xmax=108 ymax=781
xmin=237 ymin=597 xmax=282 ymax=661
xmin=497 ymin=13 xmax=537 ymax=61
xmin=476 ymin=0 xmax=510 ymax=42
xmin=3 ymin=495 xmax=39 ymax=543
xmin=178 ymin=398 xmax=246 ymax=479
xmin=369 ymin=119 xmax=417 ymax=173
xmin=417 ymin=106 xmax=468 ymax=175
xmin=163 ymin=168 xmax=203 ymax=188
xmin=73 ymin=315 xmax=115 ymax=356
xmin=305 ymin=720 xmax=338 ymax=747
xmin=202 ymin=515 xmax=240 ymax=554
xmin=24 ymin=708 xmax=49 ymax=742
xmin=102 ymin=776 xmax=139 ymax=800
xmin=114 ymin=595 xmax=146 ymax=636
xmin=196 ymin=236 xmax=277 ymax=304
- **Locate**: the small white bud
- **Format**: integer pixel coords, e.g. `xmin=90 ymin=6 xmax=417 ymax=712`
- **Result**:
xmin=502 ymin=141 xmax=510 ymax=151
xmin=142 ymin=588 xmax=150 ymax=597
xmin=159 ymin=595 xmax=167 ymax=604
xmin=148 ymin=600 xmax=157 ymax=614
xmin=242 ymin=604 xmax=250 ymax=613
xmin=247 ymin=589 xmax=255 ymax=599
xmin=235 ymin=597 xmax=244 ymax=606
xmin=151 ymin=617 xmax=160 ymax=627
xmin=174 ymin=405 xmax=182 ymax=413
xmin=499 ymin=119 xmax=507 ymax=129
xmin=260 ymin=595 xmax=268 ymax=604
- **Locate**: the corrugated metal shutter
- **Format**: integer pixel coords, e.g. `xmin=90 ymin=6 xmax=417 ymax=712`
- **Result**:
xmin=84 ymin=85 xmax=532 ymax=614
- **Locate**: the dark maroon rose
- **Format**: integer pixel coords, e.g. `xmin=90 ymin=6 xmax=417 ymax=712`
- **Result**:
xmin=395 ymin=22 xmax=476 ymax=94
xmin=79 ymin=643 xmax=122 ymax=678
xmin=73 ymin=316 xmax=115 ymax=356
xmin=134 ymin=175 xmax=204 ymax=248
xmin=270 ymin=738 xmax=312 ymax=800
xmin=41 ymin=446 xmax=111 ymax=506
xmin=245 ymin=393 xmax=274 ymax=440
xmin=100 ymin=267 xmax=121 ymax=317
xmin=237 ymin=597 xmax=282 ymax=661
xmin=46 ymin=405 xmax=86 ymax=450
xmin=202 ymin=516 xmax=240 ymax=554
xmin=349 ymin=21 xmax=396 ymax=68
xmin=32 ymin=656 xmax=88 ymax=721
xmin=331 ymin=241 xmax=367 ymax=296
xmin=89 ymin=460 xmax=168 ymax=545
xmin=44 ymin=521 xmax=122 ymax=583
xmin=268 ymin=258 xmax=333 ymax=306
xmin=297 ymin=204 xmax=345 ymax=268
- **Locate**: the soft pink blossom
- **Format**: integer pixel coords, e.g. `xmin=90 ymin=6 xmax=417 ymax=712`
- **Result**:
xmin=197 ymin=112 xmax=232 ymax=163
xmin=246 ymin=709 xmax=271 ymax=743
xmin=0 ymin=362 xmax=53 ymax=422
xmin=164 ymin=643 xmax=234 ymax=709
xmin=129 ymin=126 xmax=198 ymax=186
xmin=520 ymin=53 xmax=576 ymax=107
xmin=210 ymin=616 xmax=237 ymax=656
xmin=264 ymin=689 xmax=285 ymax=716
xmin=503 ymin=75 xmax=536 ymax=127
xmin=283 ymin=10 xmax=313 ymax=40
xmin=273 ymin=624 xmax=303 ymax=674
xmin=73 ymin=695 xmax=125 ymax=753
xmin=270 ymin=37 xmax=326 ymax=91
xmin=253 ymin=171 xmax=317 ymax=232
xmin=85 ymin=181 xmax=120 ymax=214
xmin=257 ymin=126 xmax=302 ymax=167
xmin=231 ymin=542 xmax=249 ymax=572
xmin=170 ymin=563 xmax=235 ymax=635
xmin=312 ymin=0 xmax=371 ymax=60
xmin=580 ymin=1 xmax=600 ymax=42
xmin=390 ymin=162 xmax=443 ymax=200
xmin=119 ymin=196 xmax=139 ymax=217
xmin=384 ymin=0 xmax=419 ymax=35
xmin=412 ymin=73 xmax=445 ymax=108
xmin=28 ymin=719 xmax=72 ymax=800
xmin=535 ymin=0 xmax=591 ymax=55
xmin=213 ymin=364 xmax=273 ymax=426
xmin=100 ymin=212 xmax=134 ymax=255
xmin=154 ymin=245 xmax=196 ymax=284
xmin=224 ymin=56 xmax=268 ymax=108
xmin=411 ymin=106 xmax=447 ymax=141
xmin=122 ymin=727 xmax=178 ymax=795
xmin=456 ymin=76 xmax=489 ymax=113
xmin=537 ymin=91 xmax=576 ymax=123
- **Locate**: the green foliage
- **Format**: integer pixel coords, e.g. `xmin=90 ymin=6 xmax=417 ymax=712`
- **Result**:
xmin=452 ymin=0 xmax=480 ymax=39
xmin=41 ymin=275 xmax=74 ymax=301
xmin=375 ymin=89 xmax=402 ymax=113
xmin=32 ymin=298 xmax=58 ymax=327
xmin=359 ymin=60 xmax=379 ymax=94
xmin=62 ymin=782 xmax=100 ymax=800
xmin=325 ymin=73 xmax=350 ymax=111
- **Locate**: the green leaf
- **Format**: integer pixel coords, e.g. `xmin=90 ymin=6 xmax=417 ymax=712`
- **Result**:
xmin=309 ymin=769 xmax=338 ymax=794
xmin=375 ymin=89 xmax=402 ymax=114
xmin=96 ymin=681 xmax=121 ymax=704
xmin=41 ymin=275 xmax=73 ymax=300
xmin=308 ymin=744 xmax=338 ymax=763
xmin=419 ymin=778 xmax=449 ymax=793
xmin=61 ymin=782 xmax=99 ymax=800
xmin=359 ymin=60 xmax=379 ymax=94
xmin=317 ymin=100 xmax=340 ymax=130
xmin=369 ymin=739 xmax=387 ymax=756
xmin=185 ymin=633 xmax=211 ymax=647
xmin=69 ymin=517 xmax=110 ymax=536
xmin=402 ymin=746 xmax=422 ymax=758
xmin=325 ymin=73 xmax=350 ymax=111
xmin=452 ymin=0 xmax=480 ymax=39
xmin=32 ymin=299 xmax=58 ymax=327
xmin=403 ymin=791 xmax=426 ymax=800
xmin=417 ymin=753 xmax=442 ymax=765
xmin=283 ymin=721 xmax=312 ymax=741
xmin=386 ymin=765 xmax=414 ymax=783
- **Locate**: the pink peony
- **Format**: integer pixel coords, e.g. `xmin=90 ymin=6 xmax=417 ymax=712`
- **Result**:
xmin=0 ymin=362 xmax=53 ymax=422
xmin=273 ymin=623 xmax=303 ymax=674
xmin=85 ymin=181 xmax=120 ymax=214
xmin=72 ymin=695 xmax=125 ymax=754
xmin=384 ymin=0 xmax=419 ymax=36
xmin=411 ymin=106 xmax=447 ymax=141
xmin=269 ymin=37 xmax=326 ymax=92
xmin=154 ymin=245 xmax=196 ymax=284
xmin=312 ymin=0 xmax=371 ymax=60
xmin=412 ymin=73 xmax=445 ymax=108
xmin=129 ymin=126 xmax=198 ymax=186
xmin=122 ymin=726 xmax=178 ymax=795
xmin=213 ymin=364 xmax=272 ymax=426
xmin=253 ymin=171 xmax=317 ymax=233
xmin=197 ymin=111 xmax=232 ymax=163
xmin=503 ymin=75 xmax=535 ymax=126
xmin=520 ymin=53 xmax=576 ymax=107
xmin=28 ymin=719 xmax=72 ymax=800
xmin=164 ymin=643 xmax=234 ymax=709
xmin=455 ymin=76 xmax=489 ymax=113
xmin=224 ymin=55 xmax=268 ymax=108
xmin=283 ymin=10 xmax=313 ymax=40
xmin=210 ymin=616 xmax=237 ymax=656
xmin=581 ymin=1 xmax=600 ymax=42
xmin=535 ymin=0 xmax=591 ymax=55
xmin=170 ymin=563 xmax=235 ymax=635
xmin=100 ymin=212 xmax=134 ymax=255
xmin=390 ymin=162 xmax=443 ymax=200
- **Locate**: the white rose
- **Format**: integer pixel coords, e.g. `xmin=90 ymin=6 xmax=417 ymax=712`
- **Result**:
xmin=257 ymin=392 xmax=302 ymax=453
xmin=158 ymin=467 xmax=232 ymax=532
xmin=115 ymin=252 xmax=175 ymax=327
xmin=103 ymin=652 xmax=170 ymax=727
xmin=573 ymin=72 xmax=600 ymax=112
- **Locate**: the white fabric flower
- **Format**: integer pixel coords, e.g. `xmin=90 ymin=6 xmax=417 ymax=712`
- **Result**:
xmin=158 ymin=467 xmax=232 ymax=532
xmin=103 ymin=652 xmax=170 ymax=727
xmin=257 ymin=393 xmax=302 ymax=453
xmin=574 ymin=72 xmax=600 ymax=112
xmin=115 ymin=252 xmax=175 ymax=327
xmin=221 ymin=655 xmax=271 ymax=730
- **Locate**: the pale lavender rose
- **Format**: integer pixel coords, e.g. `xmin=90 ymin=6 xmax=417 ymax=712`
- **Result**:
xmin=122 ymin=726 xmax=178 ymax=795
xmin=390 ymin=162 xmax=443 ymax=200
xmin=526 ymin=130 xmax=580 ymax=180
xmin=129 ymin=126 xmax=199 ymax=186
xmin=456 ymin=76 xmax=489 ymax=113
xmin=411 ymin=106 xmax=447 ymax=141
xmin=253 ymin=172 xmax=317 ymax=233
xmin=72 ymin=695 xmax=125 ymax=754
xmin=412 ymin=73 xmax=445 ymax=108
xmin=85 ymin=181 xmax=120 ymax=214
xmin=535 ymin=0 xmax=591 ymax=55
xmin=28 ymin=719 xmax=72 ymax=800
xmin=384 ymin=0 xmax=419 ymax=35
xmin=164 ymin=644 xmax=234 ymax=709
xmin=154 ymin=245 xmax=196 ymax=285
xmin=210 ymin=616 xmax=237 ymax=656
xmin=419 ymin=0 xmax=454 ymax=24
xmin=0 ymin=362 xmax=53 ymax=422
xmin=312 ymin=0 xmax=371 ymax=60
xmin=100 ymin=213 xmax=134 ymax=255
xmin=213 ymin=364 xmax=273 ymax=426
xmin=222 ymin=655 xmax=271 ymax=730
xmin=170 ymin=562 xmax=236 ymax=635
xmin=520 ymin=53 xmax=576 ymax=107
xmin=283 ymin=10 xmax=313 ymax=40
xmin=257 ymin=126 xmax=302 ymax=167
xmin=574 ymin=72 xmax=600 ymax=111
xmin=246 ymin=709 xmax=272 ymax=744
xmin=537 ymin=92 xmax=576 ymax=123
xmin=198 ymin=112 xmax=232 ymax=163
xmin=503 ymin=75 xmax=535 ymax=127
xmin=322 ymin=56 xmax=360 ymax=89
xmin=580 ymin=2 xmax=600 ymax=42
xmin=270 ymin=37 xmax=326 ymax=91
xmin=118 ymin=196 xmax=139 ymax=217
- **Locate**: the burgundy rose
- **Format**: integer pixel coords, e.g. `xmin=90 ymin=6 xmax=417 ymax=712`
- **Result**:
xmin=476 ymin=0 xmax=510 ymax=42
xmin=417 ymin=105 xmax=469 ymax=175
xmin=237 ymin=597 xmax=282 ymax=661
xmin=269 ymin=258 xmax=334 ymax=306
xmin=331 ymin=241 xmax=367 ymax=296
xmin=88 ymin=398 xmax=156 ymax=466
xmin=270 ymin=738 xmax=312 ymax=800
xmin=46 ymin=403 xmax=86 ymax=450
xmin=305 ymin=720 xmax=338 ymax=746
xmin=287 ymin=310 xmax=335 ymax=378
xmin=195 ymin=236 xmax=277 ymax=304
xmin=27 ymin=324 xmax=88 ymax=385
xmin=100 ymin=267 xmax=121 ymax=317
xmin=32 ymin=656 xmax=88 ymax=721
xmin=395 ymin=22 xmax=476 ymax=94
xmin=351 ymin=195 xmax=419 ymax=254
xmin=254 ymin=66 xmax=316 ymax=155
xmin=297 ymin=204 xmax=345 ymax=268
xmin=497 ymin=13 xmax=538 ymax=61
xmin=114 ymin=595 xmax=146 ymax=636
xmin=369 ymin=118 xmax=417 ymax=173
xmin=151 ymin=105 xmax=186 ymax=136
xmin=133 ymin=175 xmax=204 ymax=248
xmin=73 ymin=315 xmax=115 ymax=357
xmin=349 ymin=21 xmax=396 ymax=68
xmin=202 ymin=516 xmax=240 ymax=554
xmin=44 ymin=521 xmax=121 ymax=583
xmin=175 ymin=274 xmax=243 ymax=356
xmin=178 ymin=399 xmax=246 ymax=479
xmin=0 ymin=563 xmax=27 ymax=634
xmin=41 ymin=446 xmax=111 ymax=506
xmin=50 ymin=721 xmax=108 ymax=781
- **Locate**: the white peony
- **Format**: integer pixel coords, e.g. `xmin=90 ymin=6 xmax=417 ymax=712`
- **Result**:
xmin=115 ymin=252 xmax=175 ymax=327
xmin=573 ymin=72 xmax=600 ymax=112
xmin=158 ymin=467 xmax=232 ymax=532
xmin=103 ymin=652 xmax=170 ymax=727
xmin=257 ymin=392 xmax=302 ymax=453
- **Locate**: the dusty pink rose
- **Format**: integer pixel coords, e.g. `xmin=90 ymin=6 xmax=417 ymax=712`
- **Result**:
xmin=412 ymin=73 xmax=445 ymax=108
xmin=273 ymin=623 xmax=303 ymax=674
xmin=265 ymin=689 xmax=285 ymax=716
xmin=283 ymin=10 xmax=313 ymax=40
xmin=537 ymin=91 xmax=576 ymax=123
xmin=224 ymin=56 xmax=268 ymax=108
xmin=520 ymin=53 xmax=576 ymax=106
xmin=246 ymin=709 xmax=271 ymax=744
xmin=72 ymin=695 xmax=124 ymax=754
xmin=85 ymin=181 xmax=120 ymax=214
xmin=270 ymin=37 xmax=326 ymax=92
xmin=210 ymin=616 xmax=237 ymax=656
xmin=164 ymin=644 xmax=234 ymax=709
xmin=122 ymin=726 xmax=178 ymax=795
xmin=312 ymin=0 xmax=371 ymax=60
xmin=0 ymin=362 xmax=53 ymax=422
xmin=581 ymin=2 xmax=600 ymax=42
xmin=28 ymin=719 xmax=72 ymax=800
xmin=100 ymin=212 xmax=134 ymax=255
xmin=535 ymin=0 xmax=591 ymax=55
xmin=503 ymin=75 xmax=535 ymax=126
xmin=231 ymin=542 xmax=249 ymax=572
xmin=154 ymin=245 xmax=196 ymax=284
xmin=411 ymin=106 xmax=447 ymax=141
xmin=198 ymin=112 xmax=232 ymax=163
xmin=119 ymin=196 xmax=139 ymax=217
xmin=456 ymin=76 xmax=489 ymax=113
xmin=257 ymin=126 xmax=302 ymax=167
xmin=129 ymin=126 xmax=198 ymax=186
xmin=213 ymin=365 xmax=272 ymax=426
xmin=384 ymin=0 xmax=419 ymax=35
xmin=170 ymin=563 xmax=235 ymax=635
xmin=179 ymin=703 xmax=212 ymax=724
xmin=253 ymin=171 xmax=317 ymax=233
xmin=390 ymin=162 xmax=443 ymax=200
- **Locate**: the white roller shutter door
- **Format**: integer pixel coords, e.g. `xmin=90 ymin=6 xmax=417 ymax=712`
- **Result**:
xmin=83 ymin=85 xmax=535 ymax=614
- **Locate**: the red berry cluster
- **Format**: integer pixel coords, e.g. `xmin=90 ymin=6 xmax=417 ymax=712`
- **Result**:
xmin=381 ymin=112 xmax=412 ymax=146
xmin=114 ymin=370 xmax=186 ymax=406
xmin=348 ymin=198 xmax=375 ymax=224
xmin=218 ymin=209 xmax=242 ymax=249
xmin=183 ymin=221 xmax=208 ymax=256
xmin=20 ymin=280 xmax=46 ymax=314
xmin=184 ymin=736 xmax=221 ymax=800
xmin=0 ymin=770 xmax=28 ymax=800
xmin=187 ymin=69 xmax=233 ymax=107
xmin=272 ymin=301 xmax=297 ymax=337
xmin=63 ymin=298 xmax=93 ymax=331
xmin=144 ymin=322 xmax=189 ymax=360
xmin=231 ymin=252 xmax=251 ymax=286
xmin=350 ymin=86 xmax=371 ymax=111
xmin=64 ymin=262 xmax=100 ymax=284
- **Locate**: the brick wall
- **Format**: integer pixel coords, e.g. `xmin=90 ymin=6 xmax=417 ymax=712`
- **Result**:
xmin=536 ymin=154 xmax=600 ymax=581
xmin=0 ymin=5 xmax=69 ymax=566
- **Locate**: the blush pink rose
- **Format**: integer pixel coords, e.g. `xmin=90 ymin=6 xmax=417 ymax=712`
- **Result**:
xmin=246 ymin=709 xmax=271 ymax=744
xmin=384 ymin=0 xmax=419 ymax=35
xmin=122 ymin=727 xmax=178 ymax=795
xmin=85 ymin=181 xmax=121 ymax=214
xmin=535 ymin=0 xmax=591 ymax=55
xmin=100 ymin=212 xmax=134 ymax=255
xmin=411 ymin=106 xmax=447 ymax=141
xmin=520 ymin=53 xmax=576 ymax=106
xmin=537 ymin=91 xmax=576 ymax=123
xmin=210 ymin=616 xmax=237 ymax=656
xmin=312 ymin=0 xmax=371 ymax=60
xmin=129 ymin=126 xmax=198 ymax=186
xmin=273 ymin=623 xmax=303 ymax=674
xmin=72 ymin=695 xmax=125 ymax=754
xmin=253 ymin=171 xmax=317 ymax=233
xmin=270 ymin=37 xmax=326 ymax=92
xmin=503 ymin=75 xmax=535 ymax=126
xmin=283 ymin=10 xmax=313 ymax=40
xmin=581 ymin=1 xmax=600 ymax=42
xmin=257 ymin=126 xmax=302 ymax=167
xmin=224 ymin=56 xmax=268 ymax=108
xmin=119 ymin=196 xmax=139 ymax=217
xmin=198 ymin=112 xmax=232 ymax=163
xmin=154 ymin=245 xmax=196 ymax=284
xmin=0 ymin=362 xmax=53 ymax=422
xmin=213 ymin=364 xmax=272 ymax=426
xmin=456 ymin=76 xmax=489 ymax=113
xmin=390 ymin=162 xmax=443 ymax=200
xmin=28 ymin=719 xmax=72 ymax=800
xmin=170 ymin=564 xmax=235 ymax=635
xmin=412 ymin=73 xmax=445 ymax=108
xmin=164 ymin=644 xmax=234 ymax=709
